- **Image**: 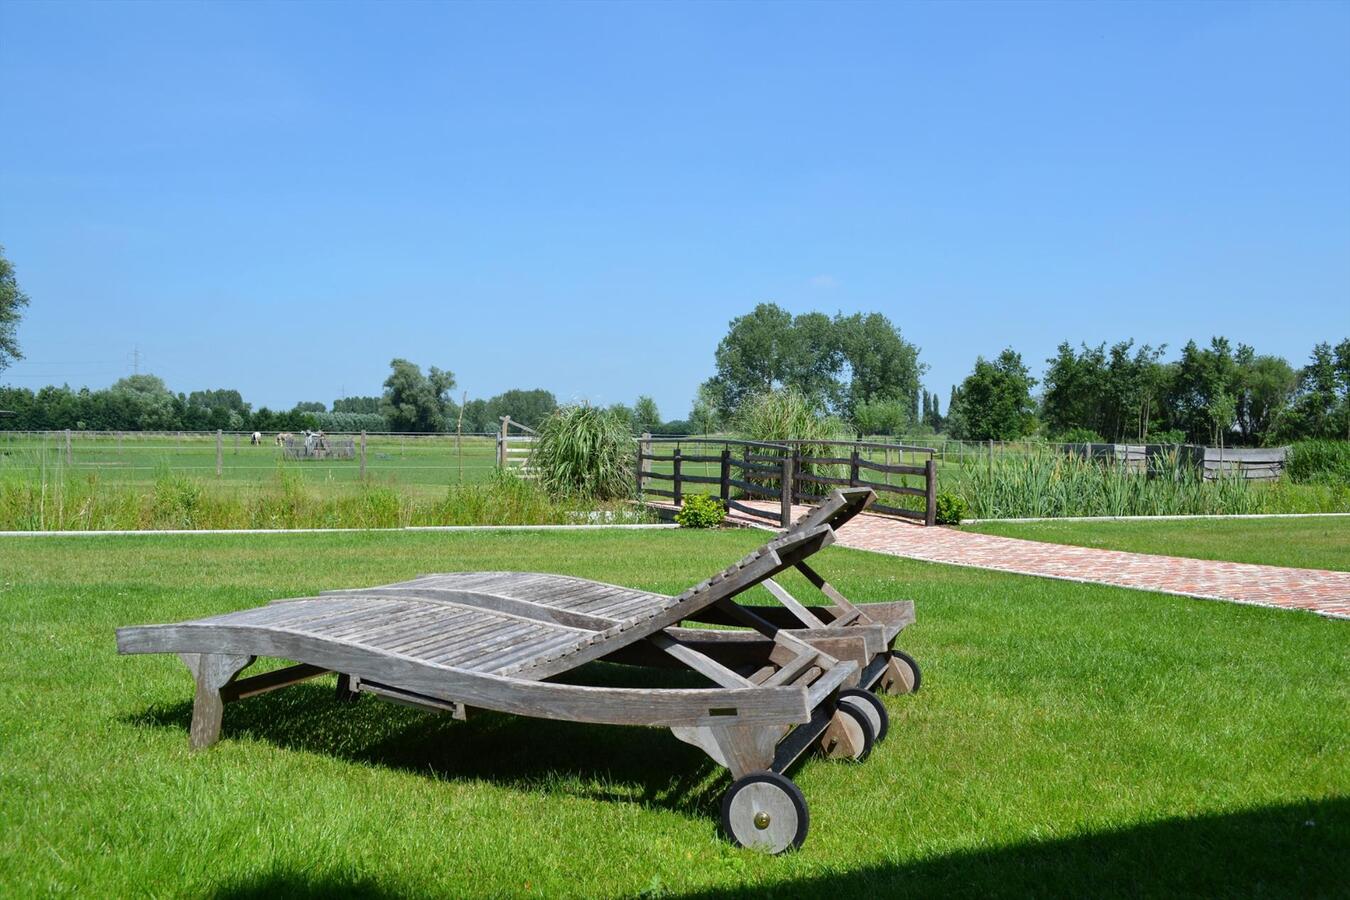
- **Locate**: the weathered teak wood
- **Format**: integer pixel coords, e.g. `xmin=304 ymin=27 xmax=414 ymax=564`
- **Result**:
xmin=179 ymin=652 xmax=254 ymax=750
xmin=117 ymin=484 xmax=916 ymax=851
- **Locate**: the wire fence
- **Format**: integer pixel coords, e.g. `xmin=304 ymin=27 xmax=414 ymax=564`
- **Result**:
xmin=0 ymin=430 xmax=505 ymax=489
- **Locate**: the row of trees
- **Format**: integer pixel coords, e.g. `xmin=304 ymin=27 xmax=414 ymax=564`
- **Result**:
xmin=0 ymin=357 xmax=691 ymax=436
xmin=943 ymin=338 xmax=1350 ymax=445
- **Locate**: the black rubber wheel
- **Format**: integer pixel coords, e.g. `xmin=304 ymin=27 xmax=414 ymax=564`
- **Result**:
xmin=876 ymin=649 xmax=922 ymax=695
xmin=834 ymin=698 xmax=876 ymax=762
xmin=838 ymin=687 xmax=889 ymax=743
xmin=893 ymin=649 xmax=922 ymax=693
xmin=720 ymin=771 xmax=810 ymax=853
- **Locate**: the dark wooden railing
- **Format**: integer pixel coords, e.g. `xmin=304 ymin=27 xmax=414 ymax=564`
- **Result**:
xmin=637 ymin=436 xmax=938 ymax=526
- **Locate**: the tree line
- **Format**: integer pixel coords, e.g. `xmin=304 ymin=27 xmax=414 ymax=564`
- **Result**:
xmin=0 ymin=358 xmax=691 ymax=436
xmin=941 ymin=338 xmax=1350 ymax=446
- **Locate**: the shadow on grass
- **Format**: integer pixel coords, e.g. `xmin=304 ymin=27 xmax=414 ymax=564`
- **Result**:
xmin=124 ymin=662 xmax=725 ymax=818
xmin=208 ymin=798 xmax=1347 ymax=899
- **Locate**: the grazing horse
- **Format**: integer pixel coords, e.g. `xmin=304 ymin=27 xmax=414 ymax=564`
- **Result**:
xmin=275 ymin=432 xmax=293 ymax=447
xmin=250 ymin=431 xmax=262 ymax=445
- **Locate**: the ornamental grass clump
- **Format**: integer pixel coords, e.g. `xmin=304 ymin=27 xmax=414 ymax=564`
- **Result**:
xmin=532 ymin=404 xmax=634 ymax=500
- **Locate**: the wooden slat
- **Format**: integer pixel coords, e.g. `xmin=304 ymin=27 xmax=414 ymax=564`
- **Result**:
xmin=726 ymin=478 xmax=778 ymax=498
xmin=870 ymin=501 xmax=925 ymax=520
xmin=854 ymin=458 xmax=929 ymax=476
xmin=219 ymin=663 xmax=329 ymax=703
xmin=762 ymin=578 xmax=827 ymax=629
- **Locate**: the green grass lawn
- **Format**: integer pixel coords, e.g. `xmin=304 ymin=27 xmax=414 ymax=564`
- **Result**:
xmin=964 ymin=516 xmax=1350 ymax=571
xmin=1 ymin=529 xmax=1346 ymax=897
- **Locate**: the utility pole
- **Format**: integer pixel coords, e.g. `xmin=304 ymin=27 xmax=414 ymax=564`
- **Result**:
xmin=132 ymin=346 xmax=140 ymax=375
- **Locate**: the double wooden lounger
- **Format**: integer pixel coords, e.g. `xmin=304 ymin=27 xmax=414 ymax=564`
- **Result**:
xmin=117 ymin=487 xmax=920 ymax=853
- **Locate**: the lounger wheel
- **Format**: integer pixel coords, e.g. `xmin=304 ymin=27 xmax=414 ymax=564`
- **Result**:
xmin=818 ymin=698 xmax=875 ymax=762
xmin=838 ymin=688 xmax=888 ymax=743
xmin=878 ymin=649 xmax=921 ymax=695
xmin=721 ymin=771 xmax=809 ymax=854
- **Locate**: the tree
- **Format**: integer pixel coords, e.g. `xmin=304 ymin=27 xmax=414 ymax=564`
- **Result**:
xmin=699 ymin=303 xmax=923 ymax=421
xmin=292 ymin=401 xmax=326 ymax=414
xmin=109 ymin=374 xmax=179 ymax=431
xmin=332 ymin=396 xmax=381 ymax=414
xmin=632 ymin=396 xmax=661 ymax=433
xmin=380 ymin=359 xmax=456 ymax=432
xmin=701 ymin=303 xmax=824 ymax=416
xmin=1232 ymin=350 xmax=1295 ymax=445
xmin=1336 ymin=339 xmax=1350 ymax=441
xmin=834 ymin=311 xmax=924 ymax=423
xmin=1279 ymin=343 xmax=1341 ymax=440
xmin=947 ymin=349 xmax=1037 ymax=441
xmin=688 ymin=383 xmax=723 ymax=435
xmin=0 ymin=245 xmax=29 ymax=373
xmin=485 ymin=389 xmax=557 ymax=429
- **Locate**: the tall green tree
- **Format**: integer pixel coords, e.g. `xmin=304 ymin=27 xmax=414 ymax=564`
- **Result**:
xmin=1280 ymin=343 xmax=1341 ymax=440
xmin=0 ymin=245 xmax=30 ymax=373
xmin=632 ymin=396 xmax=661 ymax=433
xmin=486 ymin=389 xmax=557 ymax=429
xmin=835 ymin=311 xmax=924 ymax=423
xmin=947 ymin=349 xmax=1037 ymax=441
xmin=332 ymin=396 xmax=382 ymax=414
xmin=700 ymin=303 xmax=923 ymax=421
xmin=380 ymin=359 xmax=456 ymax=432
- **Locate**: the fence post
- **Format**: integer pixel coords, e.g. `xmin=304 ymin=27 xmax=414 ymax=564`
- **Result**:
xmin=638 ymin=432 xmax=652 ymax=496
xmin=497 ymin=417 xmax=509 ymax=468
xmin=216 ymin=429 xmax=223 ymax=478
xmin=719 ymin=448 xmax=731 ymax=505
xmin=988 ymin=438 xmax=994 ymax=477
xmin=791 ymin=446 xmax=802 ymax=503
xmin=359 ymin=431 xmax=367 ymax=481
xmin=672 ymin=447 xmax=682 ymax=506
xmin=924 ymin=457 xmax=937 ymax=526
xmin=780 ymin=454 xmax=794 ymax=527
xmin=849 ymin=448 xmax=859 ymax=487
xmin=66 ymin=429 xmax=72 ymax=466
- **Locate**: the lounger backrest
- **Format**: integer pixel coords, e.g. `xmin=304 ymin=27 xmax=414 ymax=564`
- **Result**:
xmin=783 ymin=487 xmax=875 ymax=536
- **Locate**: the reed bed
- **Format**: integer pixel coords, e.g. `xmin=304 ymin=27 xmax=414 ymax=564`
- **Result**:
xmin=940 ymin=447 xmax=1344 ymax=519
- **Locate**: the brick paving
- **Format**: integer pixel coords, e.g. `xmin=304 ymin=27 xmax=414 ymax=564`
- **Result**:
xmin=664 ymin=501 xmax=1350 ymax=620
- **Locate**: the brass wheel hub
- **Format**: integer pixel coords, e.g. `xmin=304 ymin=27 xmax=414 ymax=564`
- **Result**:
xmin=753 ymin=811 xmax=771 ymax=830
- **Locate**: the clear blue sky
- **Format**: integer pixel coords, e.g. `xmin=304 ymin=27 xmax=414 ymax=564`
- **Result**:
xmin=2 ymin=1 xmax=1347 ymax=420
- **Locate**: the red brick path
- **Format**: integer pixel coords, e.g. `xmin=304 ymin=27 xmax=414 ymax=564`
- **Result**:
xmin=680 ymin=502 xmax=1350 ymax=620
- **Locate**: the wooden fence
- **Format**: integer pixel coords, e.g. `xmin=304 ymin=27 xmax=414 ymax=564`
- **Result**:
xmin=496 ymin=416 xmax=538 ymax=478
xmin=637 ymin=436 xmax=938 ymax=527
xmin=1063 ymin=443 xmax=1287 ymax=481
xmin=281 ymin=435 xmax=355 ymax=460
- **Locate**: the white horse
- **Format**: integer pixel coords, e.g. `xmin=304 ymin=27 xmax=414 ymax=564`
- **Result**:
xmin=275 ymin=432 xmax=293 ymax=446
xmin=251 ymin=431 xmax=262 ymax=445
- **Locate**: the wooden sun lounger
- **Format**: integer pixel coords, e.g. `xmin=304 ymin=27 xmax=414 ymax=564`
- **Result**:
xmin=116 ymin=488 xmax=919 ymax=853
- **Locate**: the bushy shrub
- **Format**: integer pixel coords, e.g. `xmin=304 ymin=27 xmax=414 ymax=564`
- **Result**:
xmin=934 ymin=489 xmax=968 ymax=525
xmin=315 ymin=411 xmax=389 ymax=433
xmin=1286 ymin=440 xmax=1350 ymax=486
xmin=1149 ymin=429 xmax=1187 ymax=445
xmin=675 ymin=494 xmax=726 ymax=528
xmin=532 ymin=404 xmax=634 ymax=500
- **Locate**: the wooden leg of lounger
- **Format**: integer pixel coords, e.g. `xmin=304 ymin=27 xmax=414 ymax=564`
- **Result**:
xmin=671 ymin=724 xmax=781 ymax=779
xmin=179 ymin=653 xmax=253 ymax=751
xmin=335 ymin=673 xmax=360 ymax=703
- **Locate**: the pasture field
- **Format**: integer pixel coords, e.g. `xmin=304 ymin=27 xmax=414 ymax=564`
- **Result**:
xmin=1 ymin=529 xmax=1345 ymax=897
xmin=964 ymin=516 xmax=1350 ymax=572
xmin=0 ymin=431 xmax=503 ymax=493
